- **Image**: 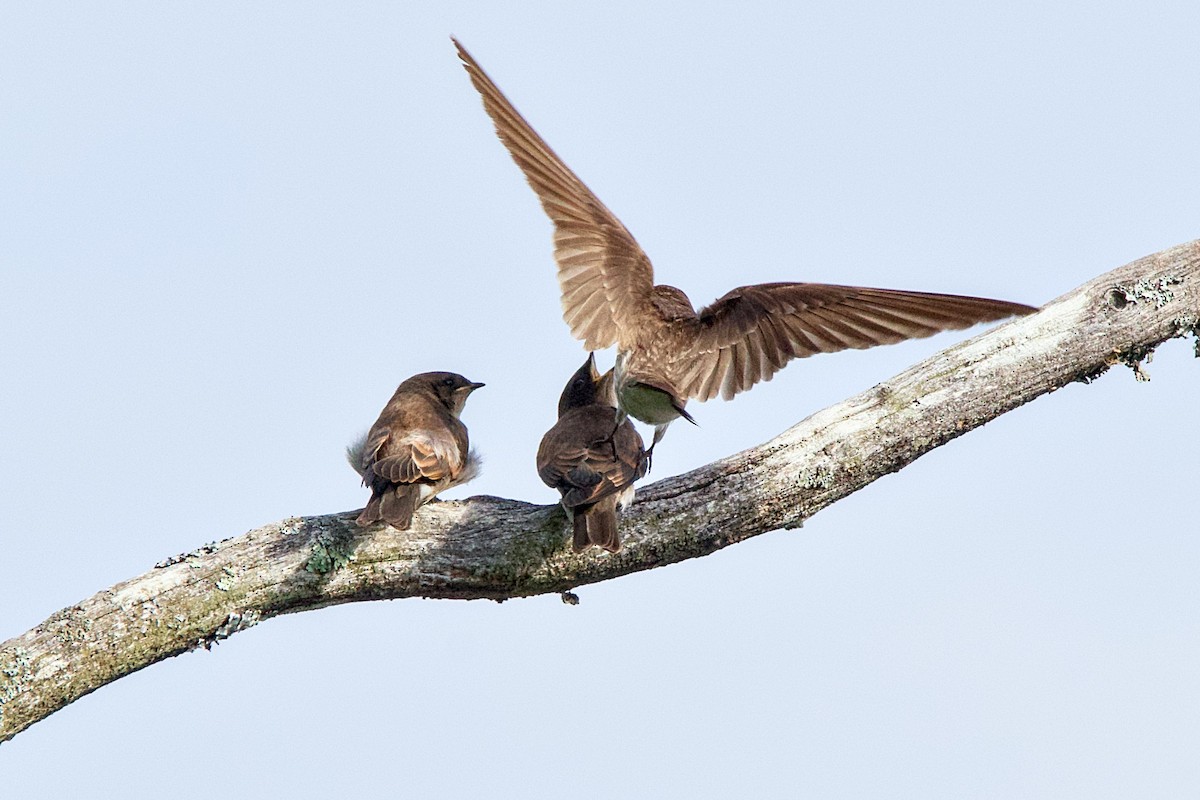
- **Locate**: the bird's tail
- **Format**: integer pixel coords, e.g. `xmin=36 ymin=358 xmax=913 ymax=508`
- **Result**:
xmin=355 ymin=493 xmax=382 ymax=527
xmin=572 ymin=496 xmax=620 ymax=554
xmin=379 ymin=485 xmax=420 ymax=530
xmin=357 ymin=485 xmax=421 ymax=529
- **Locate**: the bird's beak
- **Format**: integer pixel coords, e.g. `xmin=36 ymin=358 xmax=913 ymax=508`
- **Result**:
xmin=586 ymin=352 xmax=600 ymax=381
xmin=454 ymin=381 xmax=485 ymax=396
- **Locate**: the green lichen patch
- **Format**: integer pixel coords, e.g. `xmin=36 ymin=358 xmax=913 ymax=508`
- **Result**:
xmin=203 ymin=609 xmax=262 ymax=650
xmin=1117 ymin=344 xmax=1156 ymax=382
xmin=1109 ymin=275 xmax=1185 ymax=310
xmin=1079 ymin=343 xmax=1161 ymax=384
xmin=0 ymin=646 xmax=33 ymax=730
xmin=155 ymin=540 xmax=224 ymax=569
xmin=277 ymin=517 xmax=305 ymax=536
xmin=1074 ymin=362 xmax=1111 ymax=385
xmin=1170 ymin=316 xmax=1200 ymax=357
xmin=46 ymin=607 xmax=94 ymax=646
xmin=306 ymin=528 xmax=357 ymax=575
xmin=798 ymin=462 xmax=836 ymax=490
xmin=213 ymin=566 xmax=239 ymax=591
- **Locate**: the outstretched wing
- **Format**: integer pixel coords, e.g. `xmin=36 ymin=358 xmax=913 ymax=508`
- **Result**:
xmin=667 ymin=283 xmax=1037 ymax=402
xmin=455 ymin=39 xmax=655 ymax=351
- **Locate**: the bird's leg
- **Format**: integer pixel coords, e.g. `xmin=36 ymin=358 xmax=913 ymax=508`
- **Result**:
xmin=651 ymin=423 xmax=669 ymax=448
xmin=641 ymin=424 xmax=670 ymax=475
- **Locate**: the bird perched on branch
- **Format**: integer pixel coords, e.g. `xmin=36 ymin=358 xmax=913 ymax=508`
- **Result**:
xmin=537 ymin=354 xmax=648 ymax=553
xmin=455 ymin=39 xmax=1037 ymax=447
xmin=350 ymin=371 xmax=484 ymax=529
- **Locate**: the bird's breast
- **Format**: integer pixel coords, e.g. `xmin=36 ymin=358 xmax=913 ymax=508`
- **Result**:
xmin=618 ymin=381 xmax=684 ymax=426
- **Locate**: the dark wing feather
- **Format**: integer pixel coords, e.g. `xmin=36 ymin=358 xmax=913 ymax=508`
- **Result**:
xmin=536 ymin=406 xmax=646 ymax=509
xmin=536 ymin=438 xmax=593 ymax=489
xmin=455 ymin=39 xmax=655 ymax=351
xmin=369 ymin=430 xmax=463 ymax=486
xmin=669 ymin=283 xmax=1037 ymax=401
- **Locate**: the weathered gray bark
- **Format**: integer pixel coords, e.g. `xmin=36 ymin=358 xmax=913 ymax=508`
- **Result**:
xmin=2 ymin=240 xmax=1197 ymax=743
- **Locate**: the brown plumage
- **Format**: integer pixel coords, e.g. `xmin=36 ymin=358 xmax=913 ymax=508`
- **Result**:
xmin=537 ymin=354 xmax=648 ymax=553
xmin=455 ymin=39 xmax=1038 ymax=445
xmin=352 ymin=372 xmax=484 ymax=529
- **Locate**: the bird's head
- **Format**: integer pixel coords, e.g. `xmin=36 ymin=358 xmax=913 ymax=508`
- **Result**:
xmin=557 ymin=353 xmax=604 ymax=416
xmin=410 ymin=372 xmax=485 ymax=416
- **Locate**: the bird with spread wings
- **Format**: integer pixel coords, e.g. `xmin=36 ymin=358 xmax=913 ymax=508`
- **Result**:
xmin=455 ymin=39 xmax=1036 ymax=447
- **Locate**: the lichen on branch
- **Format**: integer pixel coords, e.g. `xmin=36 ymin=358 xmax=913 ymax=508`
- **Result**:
xmin=1 ymin=240 xmax=1198 ymax=745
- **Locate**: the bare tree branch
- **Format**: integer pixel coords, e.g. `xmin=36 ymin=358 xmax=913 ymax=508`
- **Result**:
xmin=2 ymin=240 xmax=1197 ymax=743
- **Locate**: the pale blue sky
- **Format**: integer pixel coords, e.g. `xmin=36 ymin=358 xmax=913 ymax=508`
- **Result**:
xmin=2 ymin=3 xmax=1198 ymax=797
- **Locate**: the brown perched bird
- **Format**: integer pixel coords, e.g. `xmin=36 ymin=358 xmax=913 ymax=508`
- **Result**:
xmin=351 ymin=372 xmax=484 ymax=529
xmin=537 ymin=354 xmax=648 ymax=553
xmin=455 ymin=40 xmax=1038 ymax=446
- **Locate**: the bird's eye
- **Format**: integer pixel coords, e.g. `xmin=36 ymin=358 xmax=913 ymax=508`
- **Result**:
xmin=442 ymin=378 xmax=455 ymax=387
